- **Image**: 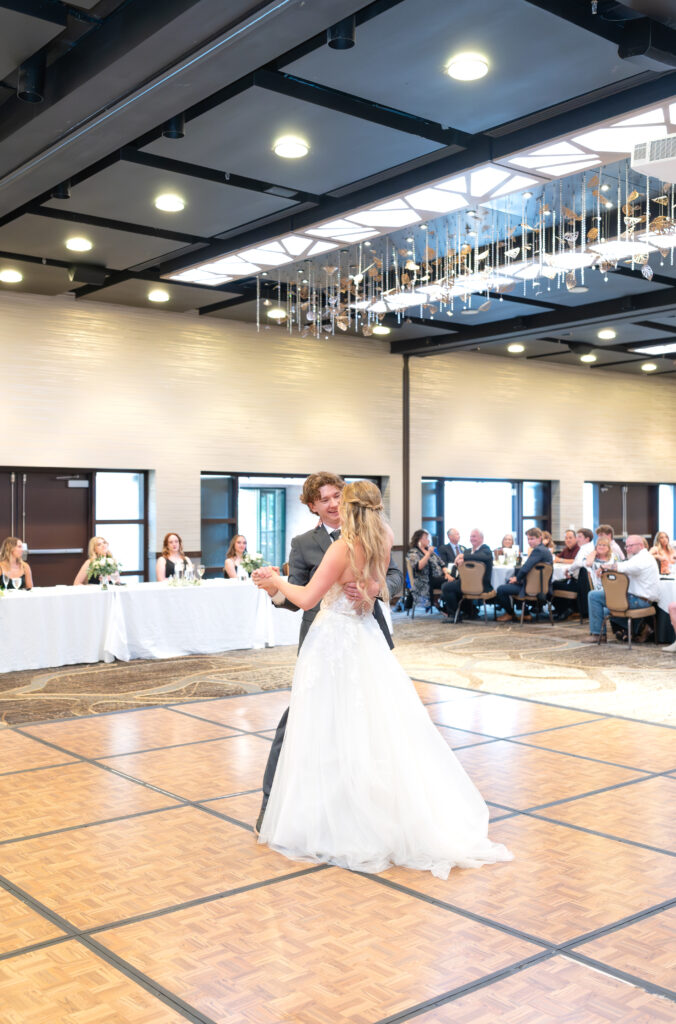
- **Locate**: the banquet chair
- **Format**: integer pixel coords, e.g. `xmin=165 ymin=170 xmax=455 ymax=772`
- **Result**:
xmin=599 ymin=572 xmax=656 ymax=651
xmin=454 ymin=560 xmax=497 ymax=624
xmin=513 ymin=562 xmax=554 ymax=625
xmin=281 ymin=562 xmax=290 ymax=576
xmin=551 ymin=577 xmax=585 ymax=625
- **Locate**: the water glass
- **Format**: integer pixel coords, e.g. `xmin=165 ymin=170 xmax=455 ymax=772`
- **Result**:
xmin=197 ymin=564 xmax=205 ymax=580
xmin=11 ymin=578 xmax=21 ymax=592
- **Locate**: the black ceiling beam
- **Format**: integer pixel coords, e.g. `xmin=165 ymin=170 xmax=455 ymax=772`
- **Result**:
xmin=635 ymin=318 xmax=676 ymax=334
xmin=253 ymin=69 xmax=474 ymax=149
xmin=29 ymin=204 xmax=211 ymax=246
xmin=119 ymin=147 xmax=321 ymax=206
xmin=0 ymin=0 xmax=68 ymax=25
xmin=390 ymin=284 xmax=676 ymax=356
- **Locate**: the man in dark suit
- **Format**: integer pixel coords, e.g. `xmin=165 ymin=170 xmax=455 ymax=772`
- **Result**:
xmin=495 ymin=527 xmax=553 ymax=621
xmin=252 ymin=471 xmax=403 ymax=833
xmin=439 ymin=527 xmax=493 ymax=622
xmin=437 ymin=527 xmax=464 ymax=566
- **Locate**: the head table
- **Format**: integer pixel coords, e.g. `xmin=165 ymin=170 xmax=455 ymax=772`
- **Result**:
xmin=0 ymin=579 xmax=301 ymax=675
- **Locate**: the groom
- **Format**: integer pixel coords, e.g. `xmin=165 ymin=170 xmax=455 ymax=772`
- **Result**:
xmin=252 ymin=471 xmax=403 ymax=834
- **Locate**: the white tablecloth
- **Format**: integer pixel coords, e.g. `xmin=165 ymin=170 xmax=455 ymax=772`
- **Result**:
xmin=490 ymin=563 xmax=567 ymax=588
xmin=0 ymin=579 xmax=301 ymax=674
xmin=657 ymin=577 xmax=675 ymax=615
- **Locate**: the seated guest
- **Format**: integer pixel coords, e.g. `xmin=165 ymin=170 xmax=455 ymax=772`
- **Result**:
xmin=494 ymin=533 xmax=515 ymax=559
xmin=437 ymin=527 xmax=464 ymax=566
xmin=649 ymin=532 xmax=676 ymax=574
xmin=595 ymin=524 xmax=625 ymax=561
xmin=585 ymin=536 xmax=616 ymax=589
xmin=496 ymin=527 xmax=553 ymax=621
xmin=407 ymin=529 xmax=450 ymax=610
xmin=440 ymin=528 xmax=492 ymax=623
xmin=583 ymin=534 xmax=660 ymax=643
xmin=156 ymin=532 xmax=193 ymax=581
xmin=74 ymin=536 xmax=117 ymax=585
xmin=0 ymin=536 xmax=33 ymax=590
xmin=541 ymin=531 xmax=556 ymax=553
xmin=554 ymin=530 xmax=580 ymax=564
xmin=552 ymin=528 xmax=593 ymax=620
xmin=663 ymin=602 xmax=676 ymax=653
xmin=224 ymin=534 xmax=249 ymax=579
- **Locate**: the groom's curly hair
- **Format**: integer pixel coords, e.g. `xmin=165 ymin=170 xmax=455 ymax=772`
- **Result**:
xmin=300 ymin=472 xmax=345 ymax=508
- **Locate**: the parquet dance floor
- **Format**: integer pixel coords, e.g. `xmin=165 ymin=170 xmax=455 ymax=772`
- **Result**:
xmin=1 ymin=674 xmax=674 ymax=1022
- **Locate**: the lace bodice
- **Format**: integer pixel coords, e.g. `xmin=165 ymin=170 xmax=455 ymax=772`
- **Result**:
xmin=320 ymin=582 xmax=366 ymax=617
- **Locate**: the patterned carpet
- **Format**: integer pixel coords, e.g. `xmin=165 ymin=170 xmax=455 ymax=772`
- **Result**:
xmin=2 ymin=611 xmax=673 ymax=726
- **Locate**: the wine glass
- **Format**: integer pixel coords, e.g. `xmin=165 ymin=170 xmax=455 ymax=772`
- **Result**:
xmin=197 ymin=564 xmax=205 ymax=580
xmin=11 ymin=578 xmax=21 ymax=592
xmin=1 ymin=572 xmax=8 ymax=591
xmin=175 ymin=565 xmax=184 ymax=584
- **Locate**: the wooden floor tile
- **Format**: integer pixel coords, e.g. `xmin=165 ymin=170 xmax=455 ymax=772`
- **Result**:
xmin=413 ymin=682 xmax=482 ymax=705
xmin=98 ymin=869 xmax=539 ymax=1024
xmin=24 ymin=708 xmax=234 ymax=759
xmin=0 ymin=729 xmax=76 ymax=774
xmin=0 ymin=762 xmax=178 ymax=842
xmin=523 ymin=718 xmax=676 ymax=772
xmin=207 ymin=790 xmax=262 ymax=828
xmin=383 ymin=816 xmax=675 ymax=944
xmin=0 ymin=887 xmax=64 ymax=955
xmin=413 ymin=955 xmax=676 ymax=1022
xmin=0 ymin=806 xmax=297 ymax=930
xmin=0 ymin=942 xmax=188 ymax=1023
xmin=104 ymin=733 xmax=270 ymax=801
xmin=169 ymin=690 xmax=291 ymax=732
xmin=455 ymin=740 xmax=641 ymax=810
xmin=538 ymin=776 xmax=676 ymax=851
xmin=579 ymin=906 xmax=676 ymax=991
xmin=428 ymin=694 xmax=600 ymax=737
xmin=436 ymin=724 xmax=494 ymax=750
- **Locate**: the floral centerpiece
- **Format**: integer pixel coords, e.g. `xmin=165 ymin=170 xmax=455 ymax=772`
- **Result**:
xmin=87 ymin=555 xmax=120 ymax=585
xmin=240 ymin=552 xmax=265 ymax=575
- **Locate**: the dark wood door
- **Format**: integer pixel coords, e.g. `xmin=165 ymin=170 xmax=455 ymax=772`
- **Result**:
xmin=597 ymin=483 xmax=657 ymax=542
xmin=0 ymin=469 xmax=92 ymax=586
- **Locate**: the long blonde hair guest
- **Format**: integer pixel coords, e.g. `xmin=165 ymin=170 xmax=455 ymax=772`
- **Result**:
xmin=339 ymin=480 xmax=389 ymax=609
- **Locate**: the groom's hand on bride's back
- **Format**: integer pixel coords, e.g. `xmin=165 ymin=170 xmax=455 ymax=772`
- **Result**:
xmin=343 ymin=579 xmax=379 ymax=604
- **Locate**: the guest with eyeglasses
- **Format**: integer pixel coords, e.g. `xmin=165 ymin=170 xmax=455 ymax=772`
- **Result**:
xmin=582 ymin=535 xmax=660 ymax=644
xmin=0 ymin=537 xmax=32 ymax=591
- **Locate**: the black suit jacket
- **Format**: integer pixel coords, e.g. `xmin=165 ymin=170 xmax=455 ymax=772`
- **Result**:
xmin=516 ymin=544 xmax=553 ymax=596
xmin=438 ymin=542 xmax=466 ymax=566
xmin=280 ymin=524 xmax=403 ymax=650
xmin=462 ymin=544 xmax=493 ymax=591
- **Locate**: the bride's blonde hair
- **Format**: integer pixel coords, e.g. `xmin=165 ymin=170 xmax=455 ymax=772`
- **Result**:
xmin=339 ymin=480 xmax=389 ymax=608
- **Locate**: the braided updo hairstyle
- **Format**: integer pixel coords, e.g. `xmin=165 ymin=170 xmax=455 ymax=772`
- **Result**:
xmin=339 ymin=480 xmax=389 ymax=607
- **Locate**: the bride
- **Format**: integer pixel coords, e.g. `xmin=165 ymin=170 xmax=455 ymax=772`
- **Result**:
xmin=258 ymin=480 xmax=512 ymax=879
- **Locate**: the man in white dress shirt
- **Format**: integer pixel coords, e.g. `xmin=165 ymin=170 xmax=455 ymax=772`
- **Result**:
xmin=582 ymin=535 xmax=660 ymax=643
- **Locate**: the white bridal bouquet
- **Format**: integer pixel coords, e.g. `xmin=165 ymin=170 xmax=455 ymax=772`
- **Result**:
xmin=241 ymin=552 xmax=265 ymax=575
xmin=87 ymin=555 xmax=120 ymax=582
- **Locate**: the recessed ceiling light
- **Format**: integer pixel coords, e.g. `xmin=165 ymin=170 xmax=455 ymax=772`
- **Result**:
xmin=267 ymin=306 xmax=287 ymax=320
xmin=372 ymin=324 xmax=391 ymax=335
xmin=148 ymin=288 xmax=170 ymax=302
xmin=523 ymin=191 xmax=533 ymax=199
xmin=570 ymin=285 xmax=589 ymax=293
xmin=0 ymin=268 xmax=23 ymax=283
xmin=580 ymin=353 xmax=597 ymax=363
xmin=597 ymin=328 xmax=616 ymax=340
xmin=600 ymin=184 xmax=610 ymax=192
xmin=273 ymin=135 xmax=309 ymax=159
xmin=507 ymin=343 xmax=525 ymax=353
xmin=641 ymin=361 xmax=658 ymax=372
xmin=65 ymin=236 xmax=92 ymax=252
xmin=446 ymin=52 xmax=489 ymax=81
xmin=154 ymin=193 xmax=185 ymax=212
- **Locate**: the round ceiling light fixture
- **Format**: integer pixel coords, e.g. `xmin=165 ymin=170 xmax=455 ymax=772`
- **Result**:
xmin=580 ymin=353 xmax=597 ymax=363
xmin=267 ymin=306 xmax=287 ymax=320
xmin=507 ymin=343 xmax=525 ymax=353
xmin=372 ymin=324 xmax=391 ymax=336
xmin=641 ymin=362 xmax=658 ymax=373
xmin=273 ymin=135 xmax=309 ymax=159
xmin=65 ymin=236 xmax=92 ymax=252
xmin=148 ymin=288 xmax=170 ymax=303
xmin=154 ymin=193 xmax=185 ymax=212
xmin=446 ymin=52 xmax=489 ymax=81
xmin=0 ymin=268 xmax=23 ymax=283
xmin=597 ymin=328 xmax=616 ymax=340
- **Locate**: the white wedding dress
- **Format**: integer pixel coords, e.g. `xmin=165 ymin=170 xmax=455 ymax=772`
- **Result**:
xmin=259 ymin=585 xmax=512 ymax=879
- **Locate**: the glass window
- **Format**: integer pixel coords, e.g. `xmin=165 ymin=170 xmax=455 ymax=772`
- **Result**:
xmin=522 ymin=481 xmax=547 ymax=518
xmin=658 ymin=484 xmax=675 ymax=539
xmin=202 ymin=475 xmax=235 ymax=519
xmin=422 ymin=480 xmax=441 ymax=520
xmin=202 ymin=521 xmax=233 ymax=569
xmin=96 ymin=472 xmax=143 ymax=520
xmin=95 ymin=523 xmax=143 ymax=572
xmin=444 ymin=480 xmax=514 ymax=551
xmin=259 ymin=489 xmax=285 ymax=566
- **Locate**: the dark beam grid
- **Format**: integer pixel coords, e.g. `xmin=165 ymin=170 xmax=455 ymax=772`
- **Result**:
xmin=0 ymin=0 xmax=69 ymax=26
xmin=29 ymin=204 xmax=212 ymax=246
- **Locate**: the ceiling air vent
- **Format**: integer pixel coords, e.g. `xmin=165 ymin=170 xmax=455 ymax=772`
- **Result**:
xmin=631 ymin=133 xmax=676 ymax=184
